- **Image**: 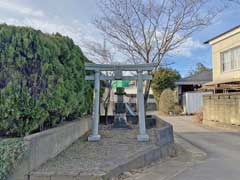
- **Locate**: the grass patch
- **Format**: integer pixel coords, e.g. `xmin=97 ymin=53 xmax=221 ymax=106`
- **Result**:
xmin=0 ymin=138 xmax=26 ymax=180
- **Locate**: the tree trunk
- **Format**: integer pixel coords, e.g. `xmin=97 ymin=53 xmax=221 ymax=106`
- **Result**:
xmin=103 ymin=82 xmax=112 ymax=124
xmin=144 ymin=79 xmax=152 ymax=113
xmin=144 ymin=70 xmax=155 ymax=115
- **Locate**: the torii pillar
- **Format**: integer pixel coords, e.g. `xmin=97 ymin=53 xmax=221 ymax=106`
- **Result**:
xmin=137 ymin=70 xmax=149 ymax=141
xmin=88 ymin=70 xmax=101 ymax=141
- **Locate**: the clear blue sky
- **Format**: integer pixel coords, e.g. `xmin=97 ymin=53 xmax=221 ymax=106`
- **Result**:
xmin=0 ymin=0 xmax=239 ymax=77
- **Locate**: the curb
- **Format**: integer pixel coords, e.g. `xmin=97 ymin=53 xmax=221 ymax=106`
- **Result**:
xmin=103 ymin=143 xmax=177 ymax=179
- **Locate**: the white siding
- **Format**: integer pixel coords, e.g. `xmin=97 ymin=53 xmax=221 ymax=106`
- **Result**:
xmin=183 ymin=92 xmax=213 ymax=114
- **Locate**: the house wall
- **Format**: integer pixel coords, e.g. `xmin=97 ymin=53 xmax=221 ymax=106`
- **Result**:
xmin=203 ymin=93 xmax=240 ymax=126
xmin=211 ymin=30 xmax=240 ymax=82
xmin=100 ymin=87 xmax=156 ymax=115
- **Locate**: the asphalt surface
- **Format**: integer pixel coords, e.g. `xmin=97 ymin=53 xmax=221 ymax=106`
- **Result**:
xmin=126 ymin=116 xmax=240 ymax=180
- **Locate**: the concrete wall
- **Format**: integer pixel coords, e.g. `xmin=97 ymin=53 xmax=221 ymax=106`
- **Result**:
xmin=211 ymin=30 xmax=240 ymax=82
xmin=153 ymin=115 xmax=174 ymax=146
xmin=203 ymin=93 xmax=240 ymax=126
xmin=9 ymin=117 xmax=91 ymax=180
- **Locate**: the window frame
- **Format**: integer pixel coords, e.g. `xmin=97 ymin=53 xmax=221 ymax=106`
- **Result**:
xmin=220 ymin=45 xmax=240 ymax=73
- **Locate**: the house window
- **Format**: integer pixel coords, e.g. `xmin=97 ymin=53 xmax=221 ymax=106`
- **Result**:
xmin=221 ymin=46 xmax=240 ymax=72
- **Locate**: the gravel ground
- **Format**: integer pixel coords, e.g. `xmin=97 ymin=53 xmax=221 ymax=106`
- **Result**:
xmin=32 ymin=125 xmax=159 ymax=176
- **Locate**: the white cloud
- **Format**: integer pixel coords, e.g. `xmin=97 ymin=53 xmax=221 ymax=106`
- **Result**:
xmin=170 ymin=37 xmax=206 ymax=57
xmin=0 ymin=17 xmax=101 ymax=52
xmin=0 ymin=17 xmax=82 ymax=42
xmin=0 ymin=0 xmax=45 ymax=17
xmin=155 ymin=30 xmax=206 ymax=57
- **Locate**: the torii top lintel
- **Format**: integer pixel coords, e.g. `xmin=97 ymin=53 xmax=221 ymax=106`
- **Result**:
xmin=85 ymin=63 xmax=157 ymax=71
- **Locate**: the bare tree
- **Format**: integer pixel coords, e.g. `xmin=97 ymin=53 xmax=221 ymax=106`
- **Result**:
xmin=84 ymin=39 xmax=114 ymax=123
xmin=94 ymin=0 xmax=232 ymax=106
xmin=84 ymin=38 xmax=114 ymax=65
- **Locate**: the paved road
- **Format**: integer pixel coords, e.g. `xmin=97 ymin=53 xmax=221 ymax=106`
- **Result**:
xmin=125 ymin=116 xmax=240 ymax=180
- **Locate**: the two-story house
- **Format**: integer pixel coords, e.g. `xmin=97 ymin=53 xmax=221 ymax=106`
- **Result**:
xmin=204 ymin=25 xmax=240 ymax=93
xmin=203 ymin=25 xmax=240 ymax=127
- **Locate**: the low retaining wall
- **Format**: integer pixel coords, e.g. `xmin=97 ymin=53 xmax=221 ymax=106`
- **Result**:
xmin=203 ymin=93 xmax=240 ymax=126
xmin=29 ymin=115 xmax=176 ymax=180
xmin=154 ymin=115 xmax=174 ymax=146
xmin=104 ymin=115 xmax=175 ymax=179
xmin=9 ymin=117 xmax=91 ymax=180
xmin=86 ymin=116 xmax=175 ymax=179
xmin=104 ymin=144 xmax=176 ymax=179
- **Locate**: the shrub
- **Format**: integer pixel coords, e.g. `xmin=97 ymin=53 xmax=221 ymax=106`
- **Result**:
xmin=152 ymin=67 xmax=181 ymax=105
xmin=0 ymin=24 xmax=93 ymax=136
xmin=158 ymin=88 xmax=182 ymax=115
xmin=0 ymin=138 xmax=26 ymax=180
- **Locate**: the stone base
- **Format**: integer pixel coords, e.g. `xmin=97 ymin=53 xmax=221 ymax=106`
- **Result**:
xmin=113 ymin=114 xmax=128 ymax=128
xmin=88 ymin=134 xmax=101 ymax=141
xmin=137 ymin=134 xmax=149 ymax=142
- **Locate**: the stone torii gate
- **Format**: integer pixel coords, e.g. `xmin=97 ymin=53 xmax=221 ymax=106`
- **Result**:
xmin=85 ymin=63 xmax=157 ymax=142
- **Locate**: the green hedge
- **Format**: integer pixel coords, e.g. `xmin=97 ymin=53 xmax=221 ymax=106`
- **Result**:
xmin=0 ymin=24 xmax=93 ymax=137
xmin=0 ymin=138 xmax=26 ymax=180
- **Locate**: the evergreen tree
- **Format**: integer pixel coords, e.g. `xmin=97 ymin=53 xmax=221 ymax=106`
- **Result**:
xmin=151 ymin=67 xmax=181 ymax=104
xmin=0 ymin=24 xmax=93 ymax=137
